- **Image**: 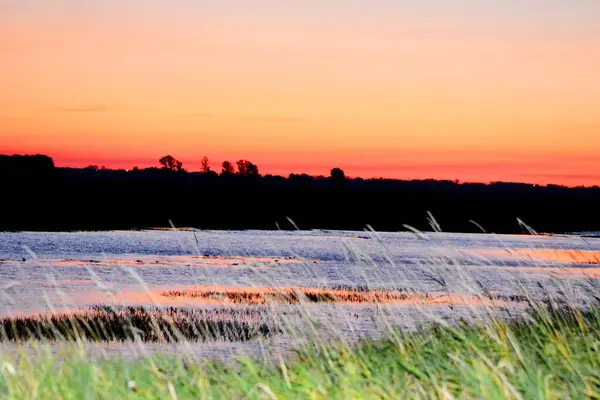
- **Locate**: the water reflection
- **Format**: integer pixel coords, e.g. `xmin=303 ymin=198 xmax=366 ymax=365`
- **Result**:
xmin=1 ymin=230 xmax=599 ymax=361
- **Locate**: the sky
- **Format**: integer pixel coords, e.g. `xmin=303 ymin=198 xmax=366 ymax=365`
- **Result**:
xmin=1 ymin=0 xmax=599 ymax=186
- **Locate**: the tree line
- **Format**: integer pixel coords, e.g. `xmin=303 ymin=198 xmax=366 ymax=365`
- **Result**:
xmin=2 ymin=153 xmax=599 ymax=233
xmin=83 ymin=154 xmax=347 ymax=180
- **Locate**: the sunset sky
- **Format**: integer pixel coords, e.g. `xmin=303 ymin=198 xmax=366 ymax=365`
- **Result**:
xmin=1 ymin=1 xmax=599 ymax=185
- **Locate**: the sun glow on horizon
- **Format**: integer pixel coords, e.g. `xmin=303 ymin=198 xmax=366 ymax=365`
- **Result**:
xmin=1 ymin=1 xmax=599 ymax=186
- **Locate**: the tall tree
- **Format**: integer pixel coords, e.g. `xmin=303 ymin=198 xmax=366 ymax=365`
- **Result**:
xmin=221 ymin=160 xmax=235 ymax=175
xmin=330 ymin=167 xmax=346 ymax=181
xmin=200 ymin=156 xmax=211 ymax=173
xmin=159 ymin=155 xmax=185 ymax=172
xmin=236 ymin=160 xmax=259 ymax=177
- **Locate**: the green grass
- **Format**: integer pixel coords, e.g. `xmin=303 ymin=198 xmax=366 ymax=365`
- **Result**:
xmin=2 ymin=305 xmax=600 ymax=399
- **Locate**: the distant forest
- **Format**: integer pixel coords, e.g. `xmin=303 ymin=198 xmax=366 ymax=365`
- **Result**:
xmin=1 ymin=153 xmax=599 ymax=234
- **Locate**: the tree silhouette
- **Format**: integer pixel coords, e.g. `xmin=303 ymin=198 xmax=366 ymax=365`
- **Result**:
xmin=236 ymin=160 xmax=259 ymax=177
xmin=221 ymin=160 xmax=235 ymax=175
xmin=330 ymin=167 xmax=346 ymax=181
xmin=84 ymin=165 xmax=99 ymax=171
xmin=200 ymin=156 xmax=211 ymax=174
xmin=159 ymin=155 xmax=185 ymax=172
xmin=0 ymin=154 xmax=55 ymax=178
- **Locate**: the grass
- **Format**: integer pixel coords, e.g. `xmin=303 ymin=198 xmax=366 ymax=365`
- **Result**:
xmin=161 ymin=285 xmax=430 ymax=304
xmin=160 ymin=285 xmax=535 ymax=306
xmin=0 ymin=306 xmax=280 ymax=343
xmin=2 ymin=224 xmax=599 ymax=398
xmin=2 ymin=304 xmax=600 ymax=399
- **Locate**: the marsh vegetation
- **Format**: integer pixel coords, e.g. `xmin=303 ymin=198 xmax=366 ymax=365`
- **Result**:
xmin=0 ymin=306 xmax=280 ymax=343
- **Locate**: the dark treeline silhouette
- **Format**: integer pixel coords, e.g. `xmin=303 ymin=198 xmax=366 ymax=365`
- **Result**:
xmin=0 ymin=154 xmax=54 ymax=180
xmin=1 ymin=154 xmax=599 ymax=233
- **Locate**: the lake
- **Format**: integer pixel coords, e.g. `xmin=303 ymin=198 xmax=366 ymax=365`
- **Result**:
xmin=1 ymin=230 xmax=599 ymax=361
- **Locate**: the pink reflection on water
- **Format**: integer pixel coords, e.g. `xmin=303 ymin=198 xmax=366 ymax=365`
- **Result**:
xmin=66 ymin=282 xmax=514 ymax=309
xmin=81 ymin=285 xmax=512 ymax=308
xmin=469 ymin=249 xmax=600 ymax=264
xmin=2 ymin=307 xmax=81 ymax=319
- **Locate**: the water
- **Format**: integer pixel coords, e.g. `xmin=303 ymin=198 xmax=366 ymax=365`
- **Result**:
xmin=1 ymin=230 xmax=599 ymax=361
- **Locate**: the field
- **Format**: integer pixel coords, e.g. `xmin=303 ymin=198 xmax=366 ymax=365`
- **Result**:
xmin=1 ymin=229 xmax=600 ymax=398
xmin=2 ymin=305 xmax=600 ymax=399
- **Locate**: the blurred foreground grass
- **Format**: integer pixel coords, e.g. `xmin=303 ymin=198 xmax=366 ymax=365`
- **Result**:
xmin=2 ymin=304 xmax=600 ymax=399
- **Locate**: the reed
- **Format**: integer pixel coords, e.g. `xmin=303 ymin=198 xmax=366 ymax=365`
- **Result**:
xmin=160 ymin=285 xmax=429 ymax=305
xmin=0 ymin=305 xmax=281 ymax=343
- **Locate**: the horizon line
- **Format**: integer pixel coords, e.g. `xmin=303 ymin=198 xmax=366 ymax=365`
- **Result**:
xmin=2 ymin=152 xmax=599 ymax=189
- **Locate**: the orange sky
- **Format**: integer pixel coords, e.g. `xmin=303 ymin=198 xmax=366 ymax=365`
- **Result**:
xmin=1 ymin=1 xmax=599 ymax=186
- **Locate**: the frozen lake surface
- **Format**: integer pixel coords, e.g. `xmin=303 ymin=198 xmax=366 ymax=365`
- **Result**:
xmin=1 ymin=230 xmax=599 ymax=361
